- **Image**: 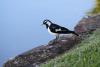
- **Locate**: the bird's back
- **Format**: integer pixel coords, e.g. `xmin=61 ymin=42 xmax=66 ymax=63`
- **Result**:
xmin=49 ymin=23 xmax=70 ymax=34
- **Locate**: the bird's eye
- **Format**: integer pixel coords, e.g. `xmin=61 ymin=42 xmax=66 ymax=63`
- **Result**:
xmin=43 ymin=19 xmax=49 ymax=24
xmin=43 ymin=22 xmax=47 ymax=24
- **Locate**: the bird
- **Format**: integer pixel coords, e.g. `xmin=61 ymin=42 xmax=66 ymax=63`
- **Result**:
xmin=42 ymin=19 xmax=79 ymax=40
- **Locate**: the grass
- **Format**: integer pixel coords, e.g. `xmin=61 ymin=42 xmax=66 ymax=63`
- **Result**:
xmin=40 ymin=29 xmax=100 ymax=67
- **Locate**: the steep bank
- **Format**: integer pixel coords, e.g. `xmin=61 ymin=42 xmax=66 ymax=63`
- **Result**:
xmin=40 ymin=28 xmax=100 ymax=67
xmin=3 ymin=15 xmax=100 ymax=67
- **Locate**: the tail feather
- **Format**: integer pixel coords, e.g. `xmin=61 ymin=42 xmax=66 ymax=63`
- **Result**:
xmin=70 ymin=31 xmax=79 ymax=36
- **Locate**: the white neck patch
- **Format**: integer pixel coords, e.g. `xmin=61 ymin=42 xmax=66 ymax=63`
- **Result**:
xmin=46 ymin=22 xmax=51 ymax=26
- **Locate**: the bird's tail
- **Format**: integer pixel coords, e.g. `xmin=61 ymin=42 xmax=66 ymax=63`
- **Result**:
xmin=70 ymin=31 xmax=79 ymax=36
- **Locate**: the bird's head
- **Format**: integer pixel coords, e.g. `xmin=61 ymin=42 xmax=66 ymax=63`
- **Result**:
xmin=43 ymin=19 xmax=52 ymax=27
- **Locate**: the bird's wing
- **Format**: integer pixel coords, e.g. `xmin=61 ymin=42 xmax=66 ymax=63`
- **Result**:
xmin=50 ymin=24 xmax=69 ymax=33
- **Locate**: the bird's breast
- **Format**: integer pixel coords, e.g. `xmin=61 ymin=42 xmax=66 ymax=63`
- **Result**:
xmin=48 ymin=28 xmax=58 ymax=36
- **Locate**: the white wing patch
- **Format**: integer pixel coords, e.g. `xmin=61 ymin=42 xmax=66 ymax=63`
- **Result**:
xmin=55 ymin=28 xmax=61 ymax=32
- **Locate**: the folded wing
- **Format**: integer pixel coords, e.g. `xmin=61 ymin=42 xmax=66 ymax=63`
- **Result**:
xmin=50 ymin=24 xmax=70 ymax=34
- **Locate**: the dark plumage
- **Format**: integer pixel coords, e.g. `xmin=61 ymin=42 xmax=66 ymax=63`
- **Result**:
xmin=42 ymin=19 xmax=79 ymax=39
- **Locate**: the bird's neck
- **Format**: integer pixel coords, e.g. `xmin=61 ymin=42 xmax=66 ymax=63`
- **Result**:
xmin=46 ymin=23 xmax=52 ymax=29
xmin=46 ymin=22 xmax=51 ymax=26
xmin=45 ymin=24 xmax=49 ymax=29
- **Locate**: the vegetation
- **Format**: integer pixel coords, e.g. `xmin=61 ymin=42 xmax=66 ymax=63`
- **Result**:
xmin=40 ymin=29 xmax=100 ymax=67
xmin=40 ymin=1 xmax=100 ymax=67
xmin=89 ymin=0 xmax=100 ymax=15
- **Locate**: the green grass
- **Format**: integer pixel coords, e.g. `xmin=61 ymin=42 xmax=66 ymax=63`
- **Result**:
xmin=40 ymin=29 xmax=100 ymax=67
xmin=88 ymin=0 xmax=100 ymax=15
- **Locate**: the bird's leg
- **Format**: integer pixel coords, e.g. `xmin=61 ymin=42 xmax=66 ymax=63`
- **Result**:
xmin=55 ymin=34 xmax=59 ymax=42
xmin=55 ymin=35 xmax=57 ymax=40
xmin=57 ymin=34 xmax=59 ymax=40
xmin=52 ymin=34 xmax=59 ymax=45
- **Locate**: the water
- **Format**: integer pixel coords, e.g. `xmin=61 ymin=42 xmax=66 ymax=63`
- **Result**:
xmin=0 ymin=0 xmax=93 ymax=66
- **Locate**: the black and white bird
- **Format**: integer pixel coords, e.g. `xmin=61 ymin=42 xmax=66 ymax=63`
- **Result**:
xmin=42 ymin=19 xmax=79 ymax=40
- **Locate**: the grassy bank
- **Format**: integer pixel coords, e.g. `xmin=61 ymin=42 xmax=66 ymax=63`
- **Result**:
xmin=40 ymin=29 xmax=100 ymax=67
